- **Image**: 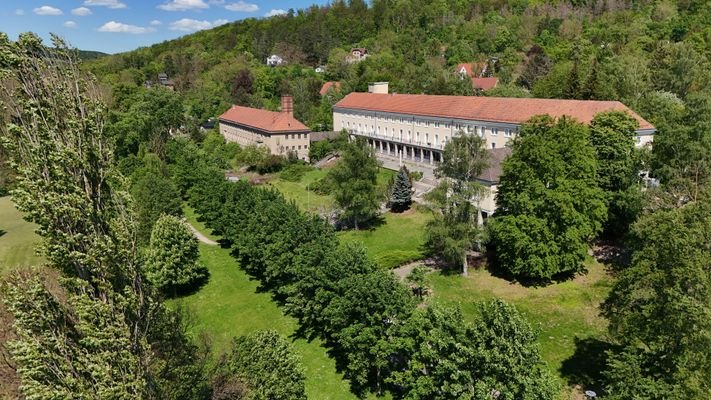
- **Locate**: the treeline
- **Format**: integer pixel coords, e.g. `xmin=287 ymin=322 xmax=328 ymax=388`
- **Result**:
xmin=185 ymin=153 xmax=557 ymax=398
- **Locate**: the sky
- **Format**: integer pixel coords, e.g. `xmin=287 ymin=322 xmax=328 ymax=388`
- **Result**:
xmin=1 ymin=0 xmax=327 ymax=54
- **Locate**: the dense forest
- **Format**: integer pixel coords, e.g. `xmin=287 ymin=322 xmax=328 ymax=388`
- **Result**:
xmin=1 ymin=0 xmax=710 ymax=399
xmin=87 ymin=0 xmax=711 ymax=131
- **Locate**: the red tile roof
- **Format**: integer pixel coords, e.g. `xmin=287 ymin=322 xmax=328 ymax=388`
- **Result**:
xmin=334 ymin=93 xmax=654 ymax=131
xmin=455 ymin=62 xmax=487 ymax=77
xmin=320 ymin=81 xmax=342 ymax=96
xmin=219 ymin=105 xmax=309 ymax=133
xmin=472 ymin=77 xmax=499 ymax=91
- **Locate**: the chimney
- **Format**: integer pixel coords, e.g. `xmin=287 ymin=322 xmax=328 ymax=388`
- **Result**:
xmin=368 ymin=82 xmax=389 ymax=94
xmin=281 ymin=95 xmax=293 ymax=117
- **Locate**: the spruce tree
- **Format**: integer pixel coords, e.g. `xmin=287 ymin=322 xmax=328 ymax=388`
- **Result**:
xmin=390 ymin=166 xmax=412 ymax=212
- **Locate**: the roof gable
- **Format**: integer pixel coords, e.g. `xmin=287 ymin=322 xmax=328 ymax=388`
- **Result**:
xmin=219 ymin=105 xmax=309 ymax=133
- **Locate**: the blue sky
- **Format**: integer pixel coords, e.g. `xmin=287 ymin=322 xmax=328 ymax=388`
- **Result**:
xmin=1 ymin=0 xmax=327 ymax=54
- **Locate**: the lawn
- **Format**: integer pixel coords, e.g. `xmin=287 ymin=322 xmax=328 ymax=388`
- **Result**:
xmin=269 ymin=166 xmax=428 ymax=268
xmin=427 ymin=258 xmax=614 ymax=398
xmin=268 ymin=167 xmax=396 ymax=214
xmin=337 ymin=207 xmax=430 ymax=269
xmin=0 ymin=196 xmax=45 ymax=275
xmin=173 ymin=207 xmax=357 ymax=400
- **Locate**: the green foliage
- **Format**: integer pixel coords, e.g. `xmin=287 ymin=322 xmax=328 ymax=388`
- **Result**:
xmin=0 ymin=33 xmax=208 ymax=399
xmin=389 ymin=166 xmax=412 ymax=212
xmin=279 ymin=162 xmax=314 ymax=182
xmin=425 ymin=133 xmax=489 ymax=274
xmin=228 ymin=330 xmax=307 ymax=400
xmin=601 ymin=198 xmax=711 ymax=399
xmin=388 ymin=301 xmax=557 ymax=400
xmin=488 ymin=116 xmax=606 ymax=280
xmin=406 ymin=266 xmax=428 ymax=298
xmin=131 ymin=154 xmax=183 ymax=243
xmin=255 ymin=154 xmax=286 ymax=174
xmin=328 ymin=138 xmax=380 ymax=229
xmin=145 ymin=214 xmax=208 ymax=295
xmin=589 ymin=111 xmax=643 ymax=237
xmin=308 ymin=140 xmax=333 ymax=162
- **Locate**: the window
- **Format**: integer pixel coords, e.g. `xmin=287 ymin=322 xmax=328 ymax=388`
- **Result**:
xmin=434 ymin=122 xmax=440 ymax=128
xmin=504 ymin=129 xmax=512 ymax=137
xmin=292 ymin=145 xmax=296 ymax=150
xmin=491 ymin=128 xmax=498 ymax=136
xmin=435 ymin=134 xmax=439 ymax=145
xmin=399 ymin=129 xmax=403 ymax=139
xmin=491 ymin=142 xmax=496 ymax=149
xmin=298 ymin=145 xmax=302 ymax=150
xmin=425 ymin=133 xmax=429 ymax=144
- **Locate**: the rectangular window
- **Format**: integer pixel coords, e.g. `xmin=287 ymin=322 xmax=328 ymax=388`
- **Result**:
xmin=491 ymin=128 xmax=498 ymax=136
xmin=434 ymin=122 xmax=440 ymax=128
xmin=435 ymin=135 xmax=439 ymax=145
xmin=491 ymin=142 xmax=496 ymax=148
xmin=505 ymin=129 xmax=512 ymax=137
xmin=298 ymin=145 xmax=302 ymax=150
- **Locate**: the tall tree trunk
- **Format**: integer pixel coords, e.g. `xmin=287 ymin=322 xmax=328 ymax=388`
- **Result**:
xmin=462 ymin=253 xmax=468 ymax=276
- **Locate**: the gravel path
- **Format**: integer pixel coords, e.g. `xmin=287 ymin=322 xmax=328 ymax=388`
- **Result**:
xmin=187 ymin=222 xmax=218 ymax=245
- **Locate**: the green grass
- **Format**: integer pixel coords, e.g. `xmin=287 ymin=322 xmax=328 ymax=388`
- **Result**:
xmin=427 ymin=259 xmax=614 ymax=396
xmin=337 ymin=207 xmax=430 ymax=269
xmin=268 ymin=167 xmax=396 ymax=215
xmin=268 ymin=168 xmax=333 ymax=214
xmin=174 ymin=207 xmax=356 ymax=400
xmin=0 ymin=196 xmax=45 ymax=274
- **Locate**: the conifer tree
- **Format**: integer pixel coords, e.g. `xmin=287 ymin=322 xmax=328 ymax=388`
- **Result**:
xmin=389 ymin=166 xmax=412 ymax=212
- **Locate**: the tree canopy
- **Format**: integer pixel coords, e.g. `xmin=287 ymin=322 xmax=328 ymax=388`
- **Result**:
xmin=487 ymin=115 xmax=607 ymax=280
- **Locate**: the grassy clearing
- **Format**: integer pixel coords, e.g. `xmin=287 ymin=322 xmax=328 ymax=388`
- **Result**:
xmin=0 ymin=197 xmax=45 ymax=275
xmin=427 ymin=258 xmax=613 ymax=396
xmin=337 ymin=207 xmax=430 ymax=269
xmin=174 ymin=207 xmax=356 ymax=400
xmin=268 ymin=168 xmax=333 ymax=214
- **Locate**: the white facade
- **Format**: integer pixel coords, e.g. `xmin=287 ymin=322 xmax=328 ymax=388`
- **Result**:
xmin=266 ymin=54 xmax=284 ymax=66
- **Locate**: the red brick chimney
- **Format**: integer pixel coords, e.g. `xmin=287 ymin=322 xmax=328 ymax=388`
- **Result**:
xmin=281 ymin=95 xmax=293 ymax=117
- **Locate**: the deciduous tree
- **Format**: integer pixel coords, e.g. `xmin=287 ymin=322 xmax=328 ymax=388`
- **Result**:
xmin=488 ymin=116 xmax=606 ymax=280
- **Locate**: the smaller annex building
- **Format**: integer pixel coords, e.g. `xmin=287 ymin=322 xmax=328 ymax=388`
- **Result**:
xmin=219 ymin=95 xmax=311 ymax=161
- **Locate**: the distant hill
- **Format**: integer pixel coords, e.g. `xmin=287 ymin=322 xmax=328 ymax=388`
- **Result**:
xmin=76 ymin=49 xmax=109 ymax=60
xmin=85 ymin=0 xmax=710 ymax=128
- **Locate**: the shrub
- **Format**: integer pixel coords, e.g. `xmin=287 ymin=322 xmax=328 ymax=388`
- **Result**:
xmin=255 ymin=154 xmax=286 ymax=174
xmin=279 ymin=163 xmax=314 ymax=182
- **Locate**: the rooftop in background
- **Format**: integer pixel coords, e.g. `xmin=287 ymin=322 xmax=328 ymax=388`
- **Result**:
xmin=477 ymin=147 xmax=512 ymax=184
xmin=471 ymin=77 xmax=499 ymax=91
xmin=320 ymin=81 xmax=342 ymax=95
xmin=334 ymin=93 xmax=654 ymax=132
xmin=219 ymin=105 xmax=309 ymax=133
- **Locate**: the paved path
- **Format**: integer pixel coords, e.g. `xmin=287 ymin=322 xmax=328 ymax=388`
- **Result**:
xmin=187 ymin=222 xmax=218 ymax=245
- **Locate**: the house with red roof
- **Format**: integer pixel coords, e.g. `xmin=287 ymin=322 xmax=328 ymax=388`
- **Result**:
xmin=455 ymin=62 xmax=499 ymax=91
xmin=219 ymin=95 xmax=311 ymax=161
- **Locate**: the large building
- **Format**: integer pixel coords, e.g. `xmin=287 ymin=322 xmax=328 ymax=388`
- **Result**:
xmin=333 ymin=82 xmax=655 ymax=217
xmin=220 ymin=96 xmax=311 ymax=160
xmin=333 ymin=82 xmax=654 ymax=167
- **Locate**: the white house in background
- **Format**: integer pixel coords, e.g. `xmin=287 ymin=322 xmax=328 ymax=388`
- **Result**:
xmin=315 ymin=65 xmax=326 ymax=73
xmin=266 ymin=54 xmax=284 ymax=67
xmin=346 ymin=47 xmax=369 ymax=63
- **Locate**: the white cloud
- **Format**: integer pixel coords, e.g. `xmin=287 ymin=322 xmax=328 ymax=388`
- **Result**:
xmin=168 ymin=18 xmax=227 ymax=32
xmin=33 ymin=6 xmax=63 ymax=16
xmin=64 ymin=21 xmax=78 ymax=28
xmin=83 ymin=0 xmax=127 ymax=9
xmin=15 ymin=9 xmax=25 ymax=16
xmin=99 ymin=21 xmax=156 ymax=34
xmin=71 ymin=7 xmax=92 ymax=16
xmin=150 ymin=20 xmax=162 ymax=26
xmin=158 ymin=0 xmax=209 ymax=11
xmin=265 ymin=9 xmax=287 ymax=17
xmin=225 ymin=1 xmax=258 ymax=12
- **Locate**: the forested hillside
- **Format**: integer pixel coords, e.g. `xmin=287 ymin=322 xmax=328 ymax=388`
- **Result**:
xmin=87 ymin=0 xmax=710 ymax=130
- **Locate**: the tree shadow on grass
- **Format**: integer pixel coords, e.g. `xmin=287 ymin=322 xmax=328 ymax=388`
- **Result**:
xmin=171 ymin=269 xmax=211 ymax=298
xmin=483 ymin=248 xmax=588 ymax=288
xmin=560 ymin=337 xmax=618 ymax=395
xmin=0 ymin=229 xmax=6 ymax=238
